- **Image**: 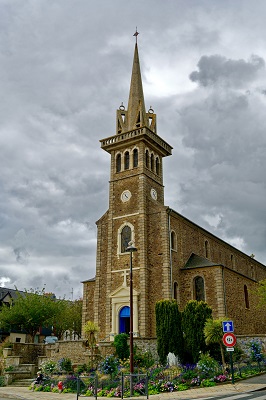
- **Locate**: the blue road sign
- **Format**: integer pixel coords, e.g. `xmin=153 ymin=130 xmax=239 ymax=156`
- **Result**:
xmin=222 ymin=320 xmax=234 ymax=333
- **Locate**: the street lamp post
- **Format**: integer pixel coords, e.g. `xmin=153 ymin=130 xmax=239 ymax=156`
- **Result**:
xmin=126 ymin=241 xmax=137 ymax=395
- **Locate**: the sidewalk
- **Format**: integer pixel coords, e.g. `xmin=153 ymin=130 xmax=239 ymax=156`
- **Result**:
xmin=0 ymin=374 xmax=265 ymax=400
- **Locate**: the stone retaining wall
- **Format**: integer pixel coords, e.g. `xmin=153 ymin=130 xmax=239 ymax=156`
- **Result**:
xmin=3 ymin=335 xmax=266 ymax=374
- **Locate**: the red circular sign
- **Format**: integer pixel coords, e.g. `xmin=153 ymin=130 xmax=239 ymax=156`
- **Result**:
xmin=222 ymin=333 xmax=237 ymax=347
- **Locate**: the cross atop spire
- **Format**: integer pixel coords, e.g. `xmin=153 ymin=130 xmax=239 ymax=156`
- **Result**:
xmin=126 ymin=40 xmax=147 ymax=131
xmin=115 ymin=34 xmax=157 ymax=135
xmin=133 ymin=28 xmax=139 ymax=43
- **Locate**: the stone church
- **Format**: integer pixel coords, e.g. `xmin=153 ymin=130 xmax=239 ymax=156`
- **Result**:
xmin=82 ymin=41 xmax=266 ymax=344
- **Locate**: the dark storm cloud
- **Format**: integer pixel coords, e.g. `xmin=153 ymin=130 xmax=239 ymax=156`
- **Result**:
xmin=1 ymin=0 xmax=266 ymax=298
xmin=190 ymin=54 xmax=265 ymax=87
xmin=176 ymin=53 xmax=266 ymax=262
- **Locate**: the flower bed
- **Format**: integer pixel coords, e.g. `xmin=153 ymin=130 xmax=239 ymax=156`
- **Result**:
xmin=28 ymin=354 xmax=266 ymax=396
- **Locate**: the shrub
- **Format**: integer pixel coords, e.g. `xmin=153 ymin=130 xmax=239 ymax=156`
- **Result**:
xmin=63 ymin=388 xmax=73 ymax=393
xmin=177 ymin=383 xmax=189 ymax=391
xmin=113 ymin=333 xmax=129 ymax=360
xmin=200 ymin=379 xmax=216 ymax=387
xmin=182 ymin=301 xmax=212 ymax=363
xmin=76 ymin=364 xmax=87 ymax=374
xmin=134 ymin=348 xmax=154 ymax=369
xmin=4 ymin=366 xmax=14 ymax=372
xmin=249 ymin=340 xmax=264 ymax=363
xmin=85 ymin=388 xmax=94 ymax=396
xmin=43 ymin=385 xmax=51 ymax=392
xmin=99 ymin=356 xmax=119 ymax=377
xmin=181 ymin=363 xmax=197 ymax=380
xmin=34 ymin=385 xmax=44 ymax=391
xmin=40 ymin=359 xmax=58 ymax=375
xmin=197 ymin=353 xmax=220 ymax=378
xmin=63 ymin=375 xmax=85 ymax=392
xmin=214 ymin=374 xmax=227 ymax=383
xmin=0 ymin=376 xmax=5 ymax=387
xmin=156 ymin=300 xmax=183 ymax=364
xmin=58 ymin=357 xmax=72 ymax=372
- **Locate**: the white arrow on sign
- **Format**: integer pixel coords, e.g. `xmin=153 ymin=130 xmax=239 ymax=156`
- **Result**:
xmin=224 ymin=322 xmax=232 ymax=331
xmin=222 ymin=320 xmax=234 ymax=333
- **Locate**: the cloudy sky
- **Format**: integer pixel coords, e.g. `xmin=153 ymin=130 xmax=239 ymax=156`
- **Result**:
xmin=1 ymin=0 xmax=266 ymax=299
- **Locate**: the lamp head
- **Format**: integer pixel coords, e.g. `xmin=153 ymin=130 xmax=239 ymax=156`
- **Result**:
xmin=126 ymin=241 xmax=137 ymax=252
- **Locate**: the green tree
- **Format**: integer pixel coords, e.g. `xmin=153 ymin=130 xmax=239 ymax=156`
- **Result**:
xmin=83 ymin=321 xmax=100 ymax=370
xmin=70 ymin=298 xmax=83 ymax=338
xmin=51 ymin=298 xmax=82 ymax=340
xmin=204 ymin=317 xmax=227 ymax=367
xmin=113 ymin=333 xmax=129 ymax=360
xmin=0 ymin=288 xmax=63 ymax=342
xmin=83 ymin=321 xmax=99 ymax=350
xmin=155 ymin=300 xmax=183 ymax=365
xmin=256 ymin=279 xmax=266 ymax=306
xmin=182 ymin=300 xmax=212 ymax=363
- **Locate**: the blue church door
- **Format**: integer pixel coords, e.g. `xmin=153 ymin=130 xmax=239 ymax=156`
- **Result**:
xmin=119 ymin=306 xmax=130 ymax=334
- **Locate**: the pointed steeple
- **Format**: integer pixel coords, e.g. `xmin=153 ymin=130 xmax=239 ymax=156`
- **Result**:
xmin=116 ymin=41 xmax=157 ymax=135
xmin=126 ymin=43 xmax=147 ymax=131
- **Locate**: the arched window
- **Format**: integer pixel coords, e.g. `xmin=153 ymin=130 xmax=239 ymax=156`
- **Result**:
xmin=116 ymin=154 xmax=121 ymax=173
xmin=150 ymin=154 xmax=154 ymax=171
xmin=205 ymin=240 xmax=210 ymax=258
xmin=124 ymin=151 xmax=130 ymax=170
xmin=145 ymin=150 xmax=149 ymax=168
xmin=120 ymin=225 xmax=132 ymax=253
xmin=156 ymin=157 xmax=160 ymax=175
xmin=119 ymin=306 xmax=130 ymax=334
xmin=173 ymin=282 xmax=178 ymax=301
xmin=244 ymin=285 xmax=249 ymax=309
xmin=171 ymin=231 xmax=177 ymax=250
xmin=194 ymin=276 xmax=205 ymax=301
xmin=133 ymin=149 xmax=138 ymax=168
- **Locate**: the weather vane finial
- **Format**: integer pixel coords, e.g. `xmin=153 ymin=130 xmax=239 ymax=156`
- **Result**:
xmin=133 ymin=27 xmax=139 ymax=43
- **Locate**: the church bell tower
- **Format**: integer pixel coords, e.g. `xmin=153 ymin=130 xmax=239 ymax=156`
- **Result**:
xmin=93 ymin=38 xmax=173 ymax=341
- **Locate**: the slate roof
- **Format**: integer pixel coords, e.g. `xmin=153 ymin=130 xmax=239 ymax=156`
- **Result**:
xmin=182 ymin=253 xmax=221 ymax=269
xmin=0 ymin=287 xmax=25 ymax=302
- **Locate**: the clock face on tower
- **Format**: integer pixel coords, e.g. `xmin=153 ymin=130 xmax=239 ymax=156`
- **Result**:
xmin=150 ymin=188 xmax=157 ymax=200
xmin=121 ymin=190 xmax=132 ymax=202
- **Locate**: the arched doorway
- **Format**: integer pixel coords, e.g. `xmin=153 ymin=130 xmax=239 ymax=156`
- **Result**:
xmin=119 ymin=306 xmax=130 ymax=334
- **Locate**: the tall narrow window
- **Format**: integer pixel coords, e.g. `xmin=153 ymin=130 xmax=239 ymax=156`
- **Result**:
xmin=231 ymin=254 xmax=236 ymax=270
xmin=121 ymin=225 xmax=132 ymax=253
xmin=173 ymin=282 xmax=178 ymax=301
xmin=250 ymin=266 xmax=255 ymax=279
xmin=244 ymin=285 xmax=249 ymax=309
xmin=124 ymin=151 xmax=129 ymax=170
xmin=156 ymin=157 xmax=160 ymax=175
xmin=205 ymin=240 xmax=210 ymax=258
xmin=145 ymin=150 xmax=149 ymax=168
xmin=150 ymin=154 xmax=154 ymax=171
xmin=171 ymin=231 xmax=176 ymax=250
xmin=194 ymin=276 xmax=205 ymax=301
xmin=133 ymin=149 xmax=138 ymax=168
xmin=116 ymin=154 xmax=121 ymax=173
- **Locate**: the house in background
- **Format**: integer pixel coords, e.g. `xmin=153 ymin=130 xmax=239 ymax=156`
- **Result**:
xmin=0 ymin=286 xmax=53 ymax=343
xmin=0 ymin=287 xmax=27 ymax=343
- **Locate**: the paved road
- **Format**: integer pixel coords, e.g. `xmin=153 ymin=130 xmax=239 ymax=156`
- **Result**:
xmin=193 ymin=389 xmax=266 ymax=400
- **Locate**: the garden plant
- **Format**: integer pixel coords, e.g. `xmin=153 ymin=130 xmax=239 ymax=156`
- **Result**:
xmin=26 ymin=345 xmax=266 ymax=396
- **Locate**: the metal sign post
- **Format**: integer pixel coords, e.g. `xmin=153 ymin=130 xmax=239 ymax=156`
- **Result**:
xmin=222 ymin=332 xmax=237 ymax=384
